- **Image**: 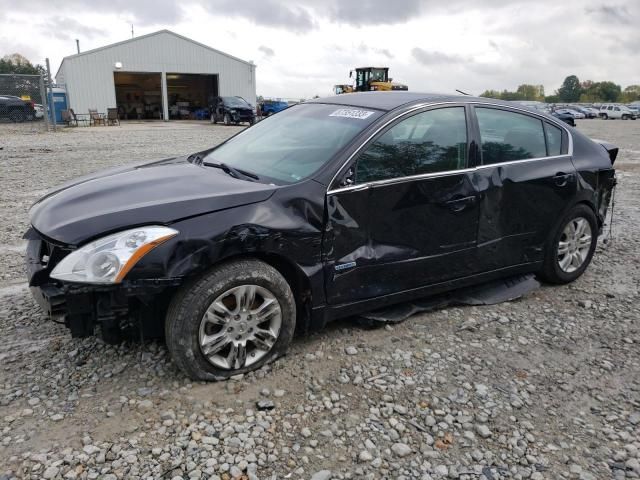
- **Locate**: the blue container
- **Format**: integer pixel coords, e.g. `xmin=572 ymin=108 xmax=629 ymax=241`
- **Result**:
xmin=47 ymin=87 xmax=68 ymax=123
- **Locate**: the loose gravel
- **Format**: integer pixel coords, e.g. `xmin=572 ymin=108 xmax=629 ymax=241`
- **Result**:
xmin=0 ymin=119 xmax=638 ymax=479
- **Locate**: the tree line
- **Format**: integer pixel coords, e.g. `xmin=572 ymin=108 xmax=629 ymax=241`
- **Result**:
xmin=0 ymin=54 xmax=45 ymax=76
xmin=480 ymin=75 xmax=639 ymax=104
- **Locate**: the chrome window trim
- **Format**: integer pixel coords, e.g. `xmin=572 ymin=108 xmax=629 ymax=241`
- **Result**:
xmin=326 ymin=100 xmax=574 ymax=195
xmin=327 ymin=154 xmax=571 ymax=195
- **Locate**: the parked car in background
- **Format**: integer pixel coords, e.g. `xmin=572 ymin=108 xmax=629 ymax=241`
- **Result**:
xmin=209 ymin=96 xmax=255 ymax=125
xmin=554 ymin=108 xmax=585 ymax=119
xmin=572 ymin=106 xmax=597 ymax=118
xmin=626 ymin=105 xmax=640 ymax=116
xmin=551 ymin=110 xmax=576 ymax=126
xmin=26 ymin=92 xmax=617 ymax=380
xmin=0 ymin=95 xmax=35 ymax=122
xmin=260 ymin=99 xmax=289 ymax=116
xmin=599 ymin=104 xmax=637 ymax=120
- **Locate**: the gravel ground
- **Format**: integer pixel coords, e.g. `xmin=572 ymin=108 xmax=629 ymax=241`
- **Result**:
xmin=0 ymin=119 xmax=638 ymax=480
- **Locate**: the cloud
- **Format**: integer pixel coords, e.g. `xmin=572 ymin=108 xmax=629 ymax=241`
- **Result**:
xmin=356 ymin=43 xmax=395 ymax=59
xmin=258 ymin=45 xmax=275 ymax=57
xmin=585 ymin=4 xmax=632 ymax=24
xmin=412 ymin=48 xmax=468 ymax=65
xmin=203 ymin=0 xmax=316 ymax=33
xmin=0 ymin=0 xmax=184 ymax=24
xmin=327 ymin=0 xmax=423 ymax=26
xmin=41 ymin=17 xmax=102 ymax=42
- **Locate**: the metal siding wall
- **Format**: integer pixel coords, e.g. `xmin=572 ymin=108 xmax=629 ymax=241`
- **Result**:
xmin=61 ymin=32 xmax=256 ymax=114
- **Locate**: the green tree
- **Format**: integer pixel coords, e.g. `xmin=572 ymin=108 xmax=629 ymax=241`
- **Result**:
xmin=479 ymin=89 xmax=502 ymax=99
xmin=544 ymin=94 xmax=560 ymax=103
xmin=499 ymin=89 xmax=524 ymax=101
xmin=621 ymin=85 xmax=640 ymax=103
xmin=0 ymin=53 xmax=45 ymax=75
xmin=581 ymin=81 xmax=621 ymax=102
xmin=558 ymin=75 xmax=582 ymax=102
xmin=516 ymin=84 xmax=545 ymax=101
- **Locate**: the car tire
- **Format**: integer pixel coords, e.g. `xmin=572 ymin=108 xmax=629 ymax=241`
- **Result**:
xmin=210 ymin=113 xmax=217 ymax=124
xmin=602 ymin=113 xmax=608 ymax=120
xmin=622 ymin=114 xmax=629 ymax=120
xmin=538 ymin=204 xmax=598 ymax=285
xmin=224 ymin=114 xmax=231 ymax=126
xmin=165 ymin=259 xmax=296 ymax=381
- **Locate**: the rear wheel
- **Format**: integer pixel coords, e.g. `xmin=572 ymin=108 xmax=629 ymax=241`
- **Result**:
xmin=622 ymin=114 xmax=629 ymax=120
xmin=165 ymin=259 xmax=296 ymax=381
xmin=538 ymin=205 xmax=598 ymax=284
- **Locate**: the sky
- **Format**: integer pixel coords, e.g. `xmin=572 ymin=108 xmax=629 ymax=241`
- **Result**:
xmin=0 ymin=0 xmax=638 ymax=100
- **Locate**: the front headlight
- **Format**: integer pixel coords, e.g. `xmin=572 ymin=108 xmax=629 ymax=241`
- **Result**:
xmin=50 ymin=226 xmax=178 ymax=284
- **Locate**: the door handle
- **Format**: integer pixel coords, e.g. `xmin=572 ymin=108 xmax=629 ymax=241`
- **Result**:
xmin=553 ymin=172 xmax=574 ymax=187
xmin=444 ymin=195 xmax=477 ymax=212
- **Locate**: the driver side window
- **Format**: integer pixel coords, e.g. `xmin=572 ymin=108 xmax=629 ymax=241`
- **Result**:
xmin=355 ymin=107 xmax=468 ymax=183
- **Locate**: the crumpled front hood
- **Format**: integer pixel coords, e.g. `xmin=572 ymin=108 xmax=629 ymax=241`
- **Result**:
xmin=29 ymin=156 xmax=277 ymax=245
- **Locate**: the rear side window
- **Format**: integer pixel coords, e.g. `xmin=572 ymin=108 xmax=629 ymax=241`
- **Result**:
xmin=356 ymin=107 xmax=467 ymax=183
xmin=476 ymin=108 xmax=547 ymax=165
xmin=545 ymin=122 xmax=563 ymax=156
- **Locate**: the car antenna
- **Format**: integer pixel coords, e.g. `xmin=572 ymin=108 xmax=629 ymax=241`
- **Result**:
xmin=456 ymin=89 xmax=471 ymax=95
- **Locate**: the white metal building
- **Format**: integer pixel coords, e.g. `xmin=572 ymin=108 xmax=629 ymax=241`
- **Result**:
xmin=56 ymin=30 xmax=256 ymax=121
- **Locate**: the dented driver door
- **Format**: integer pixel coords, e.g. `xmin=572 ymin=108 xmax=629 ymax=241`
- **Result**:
xmin=323 ymin=105 xmax=481 ymax=305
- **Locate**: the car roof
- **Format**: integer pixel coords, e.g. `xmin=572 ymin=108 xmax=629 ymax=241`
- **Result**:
xmin=307 ymin=91 xmax=522 ymax=112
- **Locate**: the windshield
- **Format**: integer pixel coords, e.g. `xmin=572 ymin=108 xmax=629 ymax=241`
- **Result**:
xmin=370 ymin=69 xmax=387 ymax=82
xmin=204 ymin=103 xmax=382 ymax=183
xmin=222 ymin=97 xmax=250 ymax=108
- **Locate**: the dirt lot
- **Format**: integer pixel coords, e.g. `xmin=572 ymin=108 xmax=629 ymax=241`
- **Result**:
xmin=1 ymin=119 xmax=639 ymax=480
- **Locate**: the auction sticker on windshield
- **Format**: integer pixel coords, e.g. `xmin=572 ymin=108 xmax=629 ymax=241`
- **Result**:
xmin=329 ymin=108 xmax=375 ymax=119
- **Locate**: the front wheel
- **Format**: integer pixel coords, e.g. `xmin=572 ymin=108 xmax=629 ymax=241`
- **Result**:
xmin=622 ymin=114 xmax=629 ymax=120
xmin=223 ymin=113 xmax=231 ymax=126
xmin=210 ymin=113 xmax=217 ymax=124
xmin=165 ymin=259 xmax=296 ymax=381
xmin=602 ymin=113 xmax=608 ymax=120
xmin=538 ymin=205 xmax=598 ymax=284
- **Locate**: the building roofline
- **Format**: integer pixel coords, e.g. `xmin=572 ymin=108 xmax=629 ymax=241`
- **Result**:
xmin=56 ymin=29 xmax=255 ymax=79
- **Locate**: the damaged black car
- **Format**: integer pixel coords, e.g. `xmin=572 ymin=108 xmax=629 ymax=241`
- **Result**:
xmin=25 ymin=92 xmax=617 ymax=380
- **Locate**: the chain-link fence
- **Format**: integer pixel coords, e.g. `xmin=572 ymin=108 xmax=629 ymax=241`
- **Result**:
xmin=0 ymin=73 xmax=49 ymax=129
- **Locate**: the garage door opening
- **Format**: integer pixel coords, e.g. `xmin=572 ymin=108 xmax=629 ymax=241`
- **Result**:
xmin=114 ymin=72 xmax=162 ymax=120
xmin=166 ymin=73 xmax=218 ymax=120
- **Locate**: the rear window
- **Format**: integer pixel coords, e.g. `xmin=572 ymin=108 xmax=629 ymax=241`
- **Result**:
xmin=545 ymin=123 xmax=563 ymax=156
xmin=476 ymin=108 xmax=547 ymax=164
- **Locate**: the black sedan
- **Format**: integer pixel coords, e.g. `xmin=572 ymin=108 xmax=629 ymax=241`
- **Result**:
xmin=26 ymin=92 xmax=617 ymax=380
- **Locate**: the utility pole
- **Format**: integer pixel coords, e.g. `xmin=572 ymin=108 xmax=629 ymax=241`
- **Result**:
xmin=39 ymin=74 xmax=50 ymax=132
xmin=76 ymin=39 xmax=80 ymax=54
xmin=45 ymin=58 xmax=56 ymax=131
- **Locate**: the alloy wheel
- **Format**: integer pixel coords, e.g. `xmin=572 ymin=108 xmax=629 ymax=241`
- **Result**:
xmin=198 ymin=284 xmax=282 ymax=370
xmin=557 ymin=217 xmax=592 ymax=273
